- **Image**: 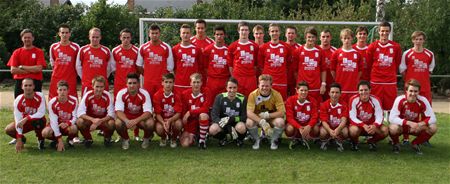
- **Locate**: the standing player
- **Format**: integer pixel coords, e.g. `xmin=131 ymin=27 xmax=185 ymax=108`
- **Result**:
xmin=7 ymin=29 xmax=46 ymax=98
xmin=320 ymin=29 xmax=337 ymax=101
xmin=285 ymin=26 xmax=301 ymax=96
xmin=292 ymin=26 xmax=327 ymax=102
xmin=153 ymin=73 xmax=183 ymax=148
xmin=180 ymin=73 xmax=210 ymax=149
xmin=137 ymin=24 xmax=174 ymax=95
xmin=228 ymin=21 xmax=259 ymax=97
xmin=202 ymin=25 xmax=231 ymax=102
xmin=389 ymin=79 xmax=437 ymax=155
xmin=115 ymin=73 xmax=154 ymax=149
xmin=319 ymin=83 xmax=348 ymax=152
xmin=258 ymin=23 xmax=291 ymax=100
xmin=172 ymin=24 xmax=202 ymax=94
xmin=399 ymin=31 xmax=435 ymax=103
xmin=285 ymin=81 xmax=319 ymax=150
xmin=209 ymin=77 xmax=247 ymax=147
xmin=191 ymin=19 xmax=214 ymax=51
xmin=42 ymin=80 xmax=78 ymax=152
xmin=348 ymin=80 xmax=388 ymax=151
xmin=76 ymin=27 xmax=114 ymax=95
xmin=4 ymin=78 xmax=46 ymax=152
xmin=330 ymin=28 xmax=363 ymax=104
xmin=49 ymin=24 xmax=80 ymax=99
xmin=367 ymin=21 xmax=402 ymax=117
xmin=246 ymin=75 xmax=285 ymax=150
xmin=253 ymin=25 xmax=265 ymax=46
xmin=76 ymin=76 xmax=115 ymax=148
xmin=352 ymin=26 xmax=371 ymax=81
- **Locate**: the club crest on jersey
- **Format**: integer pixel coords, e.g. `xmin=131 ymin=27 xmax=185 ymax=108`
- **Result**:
xmin=338 ymin=108 xmax=341 ymax=114
xmin=200 ymin=97 xmax=204 ymax=102
xmin=306 ymin=105 xmax=310 ymax=111
xmin=236 ymin=102 xmax=240 ymax=108
xmin=192 ymin=49 xmax=196 ymax=54
xmin=250 ymin=46 xmax=254 ymax=51
xmin=390 ymin=48 xmax=393 ymax=54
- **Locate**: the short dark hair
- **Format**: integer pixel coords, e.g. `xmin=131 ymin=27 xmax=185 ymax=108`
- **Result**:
xmin=286 ymin=26 xmax=297 ymax=33
xmin=195 ymin=19 xmax=206 ymax=26
xmin=214 ymin=25 xmax=225 ymax=33
xmin=181 ymin=24 xmax=191 ymax=29
xmin=162 ymin=73 xmax=175 ymax=81
xmin=227 ymin=77 xmax=238 ymax=86
xmin=329 ymin=82 xmax=342 ymax=92
xmin=297 ymin=81 xmax=309 ymax=89
xmin=237 ymin=21 xmax=249 ymax=30
xmin=20 ymin=29 xmax=33 ymax=37
xmin=379 ymin=21 xmax=391 ymax=30
xmin=59 ymin=24 xmax=71 ymax=32
xmin=120 ymin=28 xmax=132 ymax=36
xmin=356 ymin=26 xmax=368 ymax=34
xmin=405 ymin=79 xmax=421 ymax=91
xmin=304 ymin=26 xmax=317 ymax=37
xmin=57 ymin=80 xmax=69 ymax=89
xmin=321 ymin=29 xmax=331 ymax=34
xmin=149 ymin=24 xmax=161 ymax=31
xmin=357 ymin=80 xmax=371 ymax=90
xmin=127 ymin=72 xmax=140 ymax=82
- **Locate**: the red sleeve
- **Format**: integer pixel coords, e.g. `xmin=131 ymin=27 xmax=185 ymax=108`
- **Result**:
xmin=356 ymin=52 xmax=363 ymax=72
xmin=319 ymin=102 xmax=329 ymax=123
xmin=201 ymin=47 xmax=209 ymax=78
xmin=285 ymin=43 xmax=292 ymax=69
xmin=257 ymin=44 xmax=265 ymax=72
xmin=196 ymin=47 xmax=203 ymax=76
xmin=152 ymin=93 xmax=162 ymax=114
xmin=227 ymin=43 xmax=235 ymax=67
xmin=319 ymin=49 xmax=327 ymax=71
xmin=394 ymin=43 xmax=402 ymax=69
xmin=307 ymin=99 xmax=319 ymax=127
xmin=172 ymin=46 xmax=178 ymax=72
xmin=253 ymin=43 xmax=259 ymax=67
xmin=330 ymin=50 xmax=339 ymax=72
xmin=285 ymin=97 xmax=301 ymax=129
xmin=292 ymin=48 xmax=299 ymax=74
xmin=174 ymin=94 xmax=183 ymax=114
xmin=36 ymin=49 xmax=47 ymax=68
xmin=342 ymin=102 xmax=349 ymax=118
xmin=7 ymin=49 xmax=20 ymax=67
xmin=366 ymin=43 xmax=375 ymax=71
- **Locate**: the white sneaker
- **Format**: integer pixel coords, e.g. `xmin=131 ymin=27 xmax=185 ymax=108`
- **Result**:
xmin=252 ymin=139 xmax=260 ymax=150
xmin=170 ymin=140 xmax=177 ymax=148
xmin=135 ymin=136 xmax=142 ymax=142
xmin=73 ymin=137 xmax=81 ymax=144
xmin=8 ymin=138 xmax=17 ymax=145
xmin=159 ymin=139 xmax=167 ymax=147
xmin=142 ymin=138 xmax=150 ymax=149
xmin=122 ymin=139 xmax=130 ymax=150
xmin=270 ymin=141 xmax=279 ymax=150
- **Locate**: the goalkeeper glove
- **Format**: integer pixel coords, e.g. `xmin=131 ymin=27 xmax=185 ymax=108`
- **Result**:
xmin=259 ymin=119 xmax=273 ymax=137
xmin=218 ymin=117 xmax=230 ymax=128
xmin=258 ymin=111 xmax=270 ymax=119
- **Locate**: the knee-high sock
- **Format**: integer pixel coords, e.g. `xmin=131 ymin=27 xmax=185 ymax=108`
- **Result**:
xmin=117 ymin=127 xmax=130 ymax=140
xmin=80 ymin=128 xmax=93 ymax=140
xmin=390 ymin=133 xmax=400 ymax=145
xmin=198 ymin=120 xmax=209 ymax=143
xmin=248 ymin=127 xmax=259 ymax=141
xmin=368 ymin=132 xmax=386 ymax=144
xmin=271 ymin=127 xmax=284 ymax=143
xmin=134 ymin=127 xmax=140 ymax=137
xmin=412 ymin=131 xmax=432 ymax=145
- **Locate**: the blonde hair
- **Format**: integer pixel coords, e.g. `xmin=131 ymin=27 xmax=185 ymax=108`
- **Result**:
xmin=258 ymin=74 xmax=273 ymax=84
xmin=340 ymin=28 xmax=353 ymax=38
xmin=190 ymin=73 xmax=202 ymax=81
xmin=411 ymin=31 xmax=426 ymax=40
xmin=89 ymin=27 xmax=101 ymax=36
xmin=253 ymin=24 xmax=264 ymax=33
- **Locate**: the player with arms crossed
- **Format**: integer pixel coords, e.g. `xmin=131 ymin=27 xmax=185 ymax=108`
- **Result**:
xmin=246 ymin=75 xmax=285 ymax=150
xmin=42 ymin=80 xmax=78 ymax=152
xmin=209 ymin=77 xmax=247 ymax=147
xmin=389 ymin=79 xmax=437 ymax=155
xmin=153 ymin=73 xmax=183 ymax=148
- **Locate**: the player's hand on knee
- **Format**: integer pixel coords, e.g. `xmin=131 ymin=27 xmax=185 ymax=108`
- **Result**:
xmin=218 ymin=117 xmax=230 ymax=128
xmin=259 ymin=119 xmax=272 ymax=136
xmin=59 ymin=123 xmax=69 ymax=129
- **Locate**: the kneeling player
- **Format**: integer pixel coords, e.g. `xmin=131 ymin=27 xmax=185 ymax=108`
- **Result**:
xmin=209 ymin=77 xmax=247 ymax=147
xmin=319 ymin=83 xmax=348 ymax=152
xmin=348 ymin=80 xmax=388 ymax=151
xmin=389 ymin=79 xmax=437 ymax=155
xmin=246 ymin=74 xmax=286 ymax=150
xmin=42 ymin=80 xmax=78 ymax=151
xmin=153 ymin=73 xmax=183 ymax=148
xmin=115 ymin=73 xmax=155 ymax=150
xmin=76 ymin=76 xmax=115 ymax=148
xmin=180 ymin=73 xmax=210 ymax=149
xmin=285 ymin=81 xmax=319 ymax=150
xmin=5 ymin=78 xmax=46 ymax=152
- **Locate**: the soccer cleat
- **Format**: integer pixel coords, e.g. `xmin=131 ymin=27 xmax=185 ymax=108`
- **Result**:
xmin=159 ymin=139 xmax=167 ymax=147
xmin=84 ymin=139 xmax=93 ymax=148
xmin=198 ymin=141 xmax=207 ymax=150
xmin=392 ymin=144 xmax=400 ymax=154
xmin=252 ymin=139 xmax=260 ymax=150
xmin=97 ymin=130 xmax=104 ymax=136
xmin=38 ymin=140 xmax=45 ymax=150
xmin=122 ymin=139 xmax=130 ymax=150
xmin=142 ymin=138 xmax=150 ymax=149
xmin=72 ymin=137 xmax=81 ymax=144
xmin=422 ymin=141 xmax=433 ymax=147
xmin=67 ymin=138 xmax=74 ymax=148
xmin=104 ymin=138 xmax=112 ymax=147
xmin=114 ymin=136 xmax=122 ymax=143
xmin=288 ymin=139 xmax=300 ymax=150
xmin=170 ymin=140 xmax=177 ymax=148
xmin=368 ymin=143 xmax=377 ymax=151
xmin=236 ymin=139 xmax=244 ymax=147
xmin=320 ymin=141 xmax=328 ymax=151
xmin=412 ymin=144 xmax=423 ymax=155
xmin=8 ymin=138 xmax=17 ymax=145
xmin=135 ymin=136 xmax=143 ymax=142
xmin=402 ymin=139 xmax=410 ymax=146
xmin=351 ymin=142 xmax=360 ymax=152
xmin=336 ymin=140 xmax=344 ymax=152
xmin=218 ymin=139 xmax=227 ymax=147
xmin=49 ymin=140 xmax=57 ymax=149
xmin=301 ymin=139 xmax=310 ymax=150
xmin=270 ymin=140 xmax=279 ymax=150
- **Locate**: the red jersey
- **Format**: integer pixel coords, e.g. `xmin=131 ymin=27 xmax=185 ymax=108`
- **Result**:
xmin=348 ymin=95 xmax=383 ymax=127
xmin=330 ymin=48 xmax=362 ymax=93
xmin=202 ymin=44 xmax=230 ymax=79
xmin=13 ymin=92 xmax=46 ymax=136
xmin=136 ymin=41 xmax=174 ymax=86
xmin=77 ymin=90 xmax=115 ymax=119
xmin=399 ymin=48 xmax=435 ymax=92
xmin=228 ymin=40 xmax=259 ymax=77
xmin=76 ymin=45 xmax=113 ymax=90
xmin=49 ymin=42 xmax=80 ymax=98
xmin=112 ymin=45 xmax=139 ymax=96
xmin=48 ymin=95 xmax=78 ymax=137
xmin=320 ymin=99 xmax=348 ymax=129
xmin=287 ymin=42 xmax=301 ymax=68
xmin=285 ymin=95 xmax=318 ymax=129
xmin=389 ymin=95 xmax=436 ymax=126
xmin=258 ymin=42 xmax=291 ymax=85
xmin=190 ymin=36 xmax=214 ymax=51
xmin=367 ymin=40 xmax=402 ymax=83
xmin=322 ymin=46 xmax=337 ymax=85
xmin=292 ymin=45 xmax=326 ymax=91
xmin=152 ymin=89 xmax=182 ymax=119
xmin=172 ymin=44 xmax=202 ymax=88
xmin=7 ymin=47 xmax=47 ymax=80
xmin=181 ymin=89 xmax=210 ymax=117
xmin=352 ymin=44 xmax=370 ymax=81
xmin=115 ymin=88 xmax=152 ymax=120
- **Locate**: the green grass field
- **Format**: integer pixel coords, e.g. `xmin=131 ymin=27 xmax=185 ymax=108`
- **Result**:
xmin=0 ymin=108 xmax=449 ymax=183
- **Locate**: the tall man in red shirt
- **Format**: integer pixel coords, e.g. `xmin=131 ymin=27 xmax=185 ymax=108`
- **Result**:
xmin=49 ymin=24 xmax=80 ymax=99
xmin=258 ymin=23 xmax=291 ymax=100
xmin=367 ymin=21 xmax=402 ymax=114
xmin=285 ymin=26 xmax=301 ymax=96
xmin=203 ymin=25 xmax=231 ymax=102
xmin=228 ymin=21 xmax=259 ymax=97
xmin=42 ymin=80 xmax=78 ymax=152
xmin=137 ymin=24 xmax=174 ymax=95
xmin=352 ymin=26 xmax=371 ymax=81
xmin=191 ymin=19 xmax=214 ymax=51
xmin=172 ymin=24 xmax=202 ymax=94
xmin=76 ymin=27 xmax=114 ymax=95
xmin=7 ymin=29 xmax=46 ymax=98
xmin=5 ymin=78 xmax=47 ymax=153
xmin=115 ymin=73 xmax=154 ymax=150
xmin=292 ymin=26 xmax=327 ymax=102
xmin=76 ymin=76 xmax=115 ymax=148
xmin=320 ymin=29 xmax=337 ymax=101
xmin=389 ymin=79 xmax=437 ymax=155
